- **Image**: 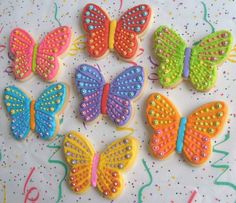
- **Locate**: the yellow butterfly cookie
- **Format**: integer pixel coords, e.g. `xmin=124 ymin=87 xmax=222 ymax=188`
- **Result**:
xmin=63 ymin=131 xmax=139 ymax=199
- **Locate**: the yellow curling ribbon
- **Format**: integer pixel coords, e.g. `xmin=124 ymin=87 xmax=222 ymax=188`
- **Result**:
xmin=116 ymin=126 xmax=135 ymax=136
xmin=30 ymin=100 xmax=36 ymax=131
xmin=67 ymin=35 xmax=86 ymax=56
xmin=227 ymin=44 xmax=236 ymax=63
xmin=109 ymin=20 xmax=117 ymax=50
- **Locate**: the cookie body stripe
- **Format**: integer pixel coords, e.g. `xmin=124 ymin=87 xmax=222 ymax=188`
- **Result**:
xmin=109 ymin=20 xmax=117 ymax=50
xmin=32 ymin=44 xmax=38 ymax=73
xmin=30 ymin=100 xmax=36 ymax=131
xmin=176 ymin=117 xmax=187 ymax=153
xmin=101 ymin=83 xmax=110 ymax=114
xmin=91 ymin=153 xmax=100 ymax=187
xmin=183 ymin=47 xmax=192 ymax=78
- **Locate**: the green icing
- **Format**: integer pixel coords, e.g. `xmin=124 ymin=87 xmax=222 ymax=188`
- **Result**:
xmin=190 ymin=30 xmax=233 ymax=91
xmin=153 ymin=26 xmax=233 ymax=91
xmin=153 ymin=26 xmax=186 ymax=88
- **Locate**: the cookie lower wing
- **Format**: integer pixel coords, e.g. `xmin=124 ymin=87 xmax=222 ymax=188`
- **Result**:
xmin=36 ymin=26 xmax=72 ymax=81
xmin=107 ymin=66 xmax=144 ymax=126
xmin=97 ymin=136 xmax=138 ymax=199
xmin=114 ymin=4 xmax=152 ymax=59
xmin=146 ymin=93 xmax=180 ymax=159
xmin=9 ymin=28 xmax=35 ymax=80
xmin=3 ymin=86 xmax=31 ymax=140
xmin=63 ymin=131 xmax=95 ymax=193
xmin=183 ymin=101 xmax=228 ymax=165
xmin=82 ymin=3 xmax=110 ymax=58
xmin=190 ymin=30 xmax=233 ymax=91
xmin=75 ymin=64 xmax=105 ymax=122
xmin=153 ymin=26 xmax=186 ymax=87
xmin=34 ymin=83 xmax=68 ymax=140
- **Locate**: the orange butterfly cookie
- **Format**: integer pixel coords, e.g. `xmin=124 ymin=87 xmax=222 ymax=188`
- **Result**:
xmin=146 ymin=93 xmax=228 ymax=166
xmin=9 ymin=26 xmax=72 ymax=82
xmin=82 ymin=4 xmax=152 ymax=61
xmin=63 ymin=131 xmax=139 ymax=199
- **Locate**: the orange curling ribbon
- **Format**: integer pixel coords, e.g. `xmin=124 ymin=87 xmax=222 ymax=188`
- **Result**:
xmin=30 ymin=100 xmax=36 ymax=131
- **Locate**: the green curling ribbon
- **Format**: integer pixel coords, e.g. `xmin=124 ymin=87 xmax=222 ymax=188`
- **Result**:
xmin=211 ymin=134 xmax=236 ymax=190
xmin=138 ymin=159 xmax=153 ymax=203
xmin=47 ymin=134 xmax=68 ymax=203
xmin=54 ymin=2 xmax=62 ymax=27
xmin=193 ymin=1 xmax=215 ymax=46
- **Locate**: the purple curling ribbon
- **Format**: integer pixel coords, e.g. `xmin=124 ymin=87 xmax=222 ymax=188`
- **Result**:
xmin=183 ymin=47 xmax=192 ymax=78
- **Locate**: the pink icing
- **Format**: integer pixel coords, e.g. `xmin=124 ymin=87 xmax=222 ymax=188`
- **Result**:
xmin=91 ymin=153 xmax=100 ymax=187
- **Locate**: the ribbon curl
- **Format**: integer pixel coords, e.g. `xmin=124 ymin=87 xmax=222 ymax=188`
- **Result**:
xmin=54 ymin=2 xmax=62 ymax=27
xmin=67 ymin=35 xmax=86 ymax=56
xmin=227 ymin=45 xmax=236 ymax=63
xmin=193 ymin=1 xmax=215 ymax=46
xmin=23 ymin=167 xmax=40 ymax=203
xmin=138 ymin=159 xmax=153 ymax=203
xmin=211 ymin=134 xmax=236 ymax=190
xmin=47 ymin=134 xmax=68 ymax=203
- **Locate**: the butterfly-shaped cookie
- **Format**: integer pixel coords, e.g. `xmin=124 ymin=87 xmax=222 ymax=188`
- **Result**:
xmin=146 ymin=93 xmax=228 ymax=166
xmin=9 ymin=26 xmax=72 ymax=82
xmin=75 ymin=64 xmax=145 ymax=126
xmin=153 ymin=26 xmax=233 ymax=91
xmin=3 ymin=83 xmax=69 ymax=140
xmin=82 ymin=4 xmax=152 ymax=60
xmin=63 ymin=131 xmax=138 ymax=199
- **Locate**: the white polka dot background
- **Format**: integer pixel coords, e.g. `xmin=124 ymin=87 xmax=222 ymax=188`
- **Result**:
xmin=0 ymin=0 xmax=236 ymax=202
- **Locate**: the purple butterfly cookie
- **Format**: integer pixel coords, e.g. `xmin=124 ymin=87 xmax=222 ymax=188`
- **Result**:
xmin=75 ymin=64 xmax=145 ymax=126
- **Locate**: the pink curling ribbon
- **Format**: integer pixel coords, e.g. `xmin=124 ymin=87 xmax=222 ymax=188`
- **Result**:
xmin=91 ymin=153 xmax=100 ymax=187
xmin=23 ymin=167 xmax=40 ymax=203
xmin=187 ymin=189 xmax=197 ymax=203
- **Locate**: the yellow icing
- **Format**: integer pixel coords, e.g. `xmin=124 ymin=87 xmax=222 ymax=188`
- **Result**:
xmin=109 ymin=20 xmax=117 ymax=50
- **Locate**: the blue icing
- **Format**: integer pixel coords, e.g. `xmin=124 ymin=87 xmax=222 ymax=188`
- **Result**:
xmin=176 ymin=117 xmax=187 ymax=153
xmin=34 ymin=83 xmax=68 ymax=140
xmin=3 ymin=83 xmax=68 ymax=141
xmin=3 ymin=86 xmax=31 ymax=140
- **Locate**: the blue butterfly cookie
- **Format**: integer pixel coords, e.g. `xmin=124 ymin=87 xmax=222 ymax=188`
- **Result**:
xmin=3 ymin=83 xmax=69 ymax=140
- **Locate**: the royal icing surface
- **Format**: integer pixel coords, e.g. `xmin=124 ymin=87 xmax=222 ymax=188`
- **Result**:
xmin=146 ymin=93 xmax=228 ymax=165
xmin=75 ymin=64 xmax=144 ymax=126
xmin=3 ymin=83 xmax=69 ymax=140
xmin=82 ymin=4 xmax=152 ymax=60
xmin=9 ymin=26 xmax=72 ymax=81
xmin=153 ymin=26 xmax=233 ymax=91
xmin=63 ymin=131 xmax=138 ymax=199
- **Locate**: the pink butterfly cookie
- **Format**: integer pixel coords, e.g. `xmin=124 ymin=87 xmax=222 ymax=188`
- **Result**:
xmin=9 ymin=26 xmax=72 ymax=82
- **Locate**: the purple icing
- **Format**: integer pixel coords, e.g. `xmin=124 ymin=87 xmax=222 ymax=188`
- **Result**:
xmin=183 ymin=47 xmax=192 ymax=78
xmin=75 ymin=64 xmax=145 ymax=126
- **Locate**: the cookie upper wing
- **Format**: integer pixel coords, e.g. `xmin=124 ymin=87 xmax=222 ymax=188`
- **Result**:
xmin=34 ymin=83 xmax=69 ymax=140
xmin=75 ymin=64 xmax=105 ymax=122
xmin=146 ymin=93 xmax=181 ymax=159
xmin=154 ymin=26 xmax=187 ymax=87
xmin=64 ymin=131 xmax=95 ymax=193
xmin=107 ymin=66 xmax=144 ymax=126
xmin=3 ymin=86 xmax=31 ymax=140
xmin=190 ymin=30 xmax=233 ymax=91
xmin=82 ymin=3 xmax=110 ymax=58
xmin=114 ymin=4 xmax=152 ymax=60
xmin=36 ymin=26 xmax=72 ymax=81
xmin=97 ymin=136 xmax=138 ymax=199
xmin=183 ymin=101 xmax=228 ymax=165
xmin=9 ymin=28 xmax=35 ymax=80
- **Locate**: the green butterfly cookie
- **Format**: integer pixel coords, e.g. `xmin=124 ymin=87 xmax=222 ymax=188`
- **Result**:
xmin=153 ymin=26 xmax=233 ymax=91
